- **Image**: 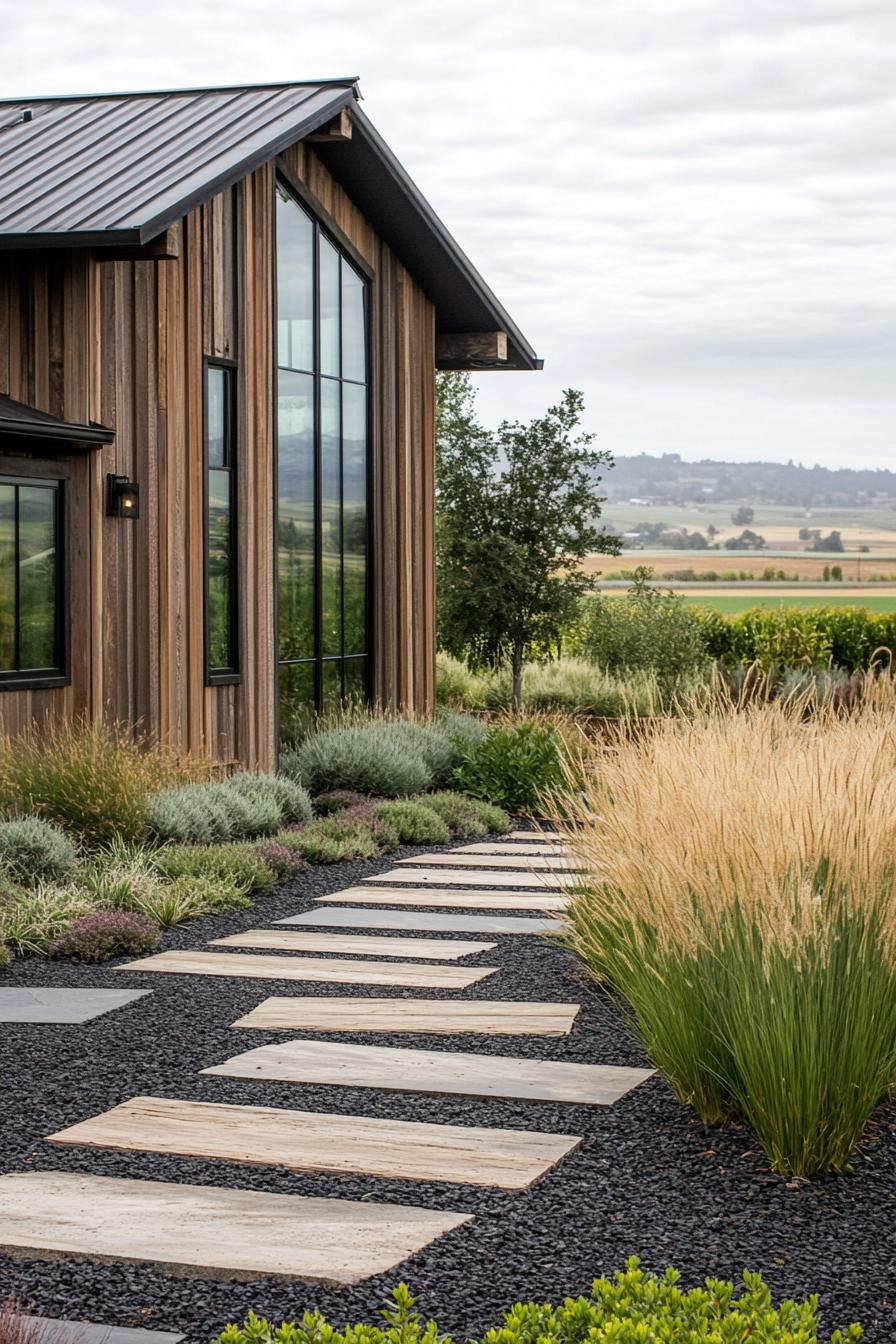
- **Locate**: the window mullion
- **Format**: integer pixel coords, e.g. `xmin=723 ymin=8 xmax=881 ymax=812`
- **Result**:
xmin=12 ymin=485 xmax=20 ymax=674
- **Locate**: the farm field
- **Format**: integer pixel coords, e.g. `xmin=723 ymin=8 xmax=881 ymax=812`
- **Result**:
xmin=587 ymin=549 xmax=896 ymax=582
xmin=676 ymin=592 xmax=896 ymax=613
xmin=600 ymin=502 xmax=896 ymax=551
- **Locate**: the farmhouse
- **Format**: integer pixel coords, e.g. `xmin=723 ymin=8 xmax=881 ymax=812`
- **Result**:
xmin=0 ymin=80 xmax=538 ymax=767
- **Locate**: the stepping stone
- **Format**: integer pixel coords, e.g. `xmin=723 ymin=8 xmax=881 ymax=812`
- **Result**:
xmin=0 ymin=988 xmax=150 ymax=1025
xmin=210 ymin=929 xmax=496 ymax=960
xmin=397 ymin=853 xmax=579 ymax=871
xmin=508 ymin=830 xmax=563 ymax=842
xmin=277 ymin=907 xmax=564 ymax=935
xmin=115 ymin=950 xmax=496 ymax=989
xmin=366 ymin=867 xmax=568 ymax=889
xmin=317 ymin=887 xmax=569 ymax=912
xmin=204 ymin=1038 xmax=655 ymax=1106
xmin=232 ymin=996 xmax=581 ymax=1036
xmin=457 ymin=842 xmax=571 ymax=857
xmin=48 ymin=1096 xmax=580 ymax=1190
xmin=0 ymin=1171 xmax=470 ymax=1285
xmin=29 ymin=1322 xmax=184 ymax=1344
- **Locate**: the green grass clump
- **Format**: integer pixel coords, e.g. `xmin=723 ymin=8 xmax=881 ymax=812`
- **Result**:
xmin=375 ymin=800 xmax=450 ymax=846
xmin=0 ymin=884 xmax=94 ymax=956
xmin=152 ymin=843 xmax=275 ymax=897
xmin=0 ymin=817 xmax=77 ymax=884
xmin=422 ymin=791 xmax=511 ymax=837
xmin=215 ymin=1274 xmax=861 ymax=1344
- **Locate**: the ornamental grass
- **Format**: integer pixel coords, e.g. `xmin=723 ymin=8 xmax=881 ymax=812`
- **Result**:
xmin=556 ymin=683 xmax=896 ymax=1175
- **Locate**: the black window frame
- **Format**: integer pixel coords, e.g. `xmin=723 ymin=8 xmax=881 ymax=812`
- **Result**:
xmin=0 ymin=471 xmax=67 ymax=691
xmin=274 ymin=170 xmax=373 ymax=736
xmin=202 ymin=356 xmax=241 ymax=686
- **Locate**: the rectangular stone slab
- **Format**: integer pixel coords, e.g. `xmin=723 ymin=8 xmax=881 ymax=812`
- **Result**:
xmin=0 ymin=988 xmax=150 ymax=1024
xmin=399 ymin=853 xmax=580 ymax=871
xmin=115 ymin=950 xmax=497 ymax=989
xmin=277 ymin=907 xmax=565 ymax=935
xmin=457 ymin=843 xmax=571 ymax=857
xmin=317 ymin=887 xmax=569 ymax=912
xmin=30 ymin=1321 xmax=184 ymax=1344
xmin=204 ymin=1038 xmax=655 ymax=1106
xmin=48 ymin=1096 xmax=580 ymax=1190
xmin=232 ymin=996 xmax=581 ymax=1036
xmin=508 ymin=831 xmax=563 ymax=842
xmin=365 ymin=867 xmax=568 ymax=890
xmin=210 ymin=929 xmax=496 ymax=960
xmin=0 ymin=1171 xmax=470 ymax=1285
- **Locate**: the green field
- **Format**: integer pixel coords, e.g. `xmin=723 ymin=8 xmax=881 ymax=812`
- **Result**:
xmin=676 ymin=593 xmax=896 ymax=614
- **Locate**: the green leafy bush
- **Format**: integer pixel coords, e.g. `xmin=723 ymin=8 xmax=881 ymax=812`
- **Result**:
xmin=422 ymin=791 xmax=511 ymax=837
xmin=0 ymin=722 xmax=204 ymax=845
xmin=215 ymin=1272 xmax=860 ymax=1344
xmin=285 ymin=726 xmax=434 ymax=797
xmin=278 ymin=803 xmax=399 ymax=864
xmin=152 ymin=843 xmax=275 ymax=897
xmin=229 ymin=773 xmax=312 ymax=825
xmin=0 ymin=884 xmax=93 ymax=956
xmin=578 ymin=579 xmax=712 ymax=687
xmin=50 ymin=909 xmax=159 ymax=962
xmin=693 ymin=603 xmax=896 ymax=673
xmin=453 ymin=722 xmax=566 ymax=814
xmin=375 ymin=800 xmax=450 ymax=845
xmin=0 ymin=817 xmax=77 ymax=884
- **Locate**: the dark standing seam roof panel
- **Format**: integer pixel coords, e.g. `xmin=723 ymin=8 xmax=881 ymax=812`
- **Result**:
xmin=0 ymin=80 xmax=540 ymax=370
xmin=0 ymin=394 xmax=114 ymax=447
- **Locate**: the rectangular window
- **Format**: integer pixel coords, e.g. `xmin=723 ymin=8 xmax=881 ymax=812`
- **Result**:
xmin=0 ymin=475 xmax=65 ymax=688
xmin=275 ymin=180 xmax=371 ymax=744
xmin=204 ymin=361 xmax=239 ymax=682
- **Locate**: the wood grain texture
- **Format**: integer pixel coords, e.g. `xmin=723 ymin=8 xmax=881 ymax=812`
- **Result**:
xmin=210 ymin=929 xmax=496 ymax=959
xmin=231 ymin=996 xmax=581 ymax=1036
xmin=398 ymin=853 xmax=580 ymax=871
xmin=277 ymin=908 xmax=565 ymax=935
xmin=316 ymin=888 xmax=569 ymax=912
xmin=47 ymin=1096 xmax=580 ymax=1190
xmin=204 ymin=1038 xmax=655 ymax=1105
xmin=115 ymin=950 xmax=497 ymax=988
xmin=508 ymin=832 xmax=563 ymax=842
xmin=457 ymin=843 xmax=571 ymax=857
xmin=0 ymin=1171 xmax=469 ymax=1284
xmin=365 ymin=869 xmax=568 ymax=890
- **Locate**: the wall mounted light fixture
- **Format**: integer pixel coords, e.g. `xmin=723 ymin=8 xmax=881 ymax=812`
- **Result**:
xmin=106 ymin=473 xmax=140 ymax=519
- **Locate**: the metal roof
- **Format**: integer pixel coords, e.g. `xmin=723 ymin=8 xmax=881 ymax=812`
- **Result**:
xmin=0 ymin=394 xmax=114 ymax=447
xmin=0 ymin=80 xmax=540 ymax=371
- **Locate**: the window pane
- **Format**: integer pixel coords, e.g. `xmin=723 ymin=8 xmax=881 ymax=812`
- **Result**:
xmin=341 ymin=260 xmax=366 ymax=383
xmin=278 ymin=369 xmax=315 ymax=662
xmin=279 ymin=661 xmax=315 ymax=746
xmin=320 ymin=378 xmax=342 ymax=657
xmin=342 ymin=381 xmax=367 ymax=656
xmin=0 ymin=486 xmax=15 ymax=672
xmin=321 ymin=658 xmax=342 ymax=711
xmin=206 ymin=367 xmax=226 ymax=467
xmin=276 ymin=190 xmax=314 ymax=373
xmin=319 ymin=236 xmax=340 ymax=378
xmin=18 ymin=485 xmax=57 ymax=671
xmin=343 ymin=656 xmax=367 ymax=707
xmin=207 ymin=468 xmax=232 ymax=669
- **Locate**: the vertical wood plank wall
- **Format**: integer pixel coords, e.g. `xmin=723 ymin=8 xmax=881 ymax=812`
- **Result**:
xmin=0 ymin=142 xmax=437 ymax=765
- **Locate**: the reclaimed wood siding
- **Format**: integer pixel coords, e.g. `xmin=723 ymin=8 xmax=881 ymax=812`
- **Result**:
xmin=0 ymin=142 xmax=436 ymax=762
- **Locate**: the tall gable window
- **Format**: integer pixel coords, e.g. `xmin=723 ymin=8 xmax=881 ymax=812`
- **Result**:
xmin=276 ymin=180 xmax=370 ymax=743
xmin=204 ymin=361 xmax=239 ymax=682
xmin=0 ymin=476 xmax=65 ymax=688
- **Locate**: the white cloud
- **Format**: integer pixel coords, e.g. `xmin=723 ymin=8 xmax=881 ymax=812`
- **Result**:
xmin=1 ymin=0 xmax=893 ymax=466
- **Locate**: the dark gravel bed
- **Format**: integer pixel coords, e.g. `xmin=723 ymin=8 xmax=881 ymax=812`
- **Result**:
xmin=1 ymin=830 xmax=894 ymax=1342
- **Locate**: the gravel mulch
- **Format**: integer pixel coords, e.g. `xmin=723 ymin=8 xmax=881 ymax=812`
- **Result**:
xmin=1 ymin=829 xmax=893 ymax=1342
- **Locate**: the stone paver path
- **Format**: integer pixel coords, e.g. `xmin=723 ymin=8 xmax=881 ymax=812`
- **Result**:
xmin=0 ymin=988 xmax=150 ymax=1024
xmin=115 ymin=950 xmax=497 ymax=989
xmin=315 ymin=886 xmax=569 ymax=911
xmin=397 ymin=853 xmax=580 ymax=871
xmin=231 ymin=995 xmax=581 ymax=1036
xmin=276 ymin=906 xmax=564 ymax=934
xmin=210 ymin=929 xmax=496 ymax=959
xmin=365 ymin=867 xmax=568 ymax=889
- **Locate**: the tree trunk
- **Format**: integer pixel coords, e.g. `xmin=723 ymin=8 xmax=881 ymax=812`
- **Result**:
xmin=511 ymin=644 xmax=524 ymax=712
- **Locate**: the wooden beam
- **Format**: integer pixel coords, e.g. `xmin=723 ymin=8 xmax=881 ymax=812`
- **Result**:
xmin=436 ymin=331 xmax=508 ymax=369
xmin=92 ymin=224 xmax=180 ymax=263
xmin=306 ymin=108 xmax=352 ymax=142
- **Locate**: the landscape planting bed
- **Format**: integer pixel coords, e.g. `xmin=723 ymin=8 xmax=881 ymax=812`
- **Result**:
xmin=0 ymin=832 xmax=893 ymax=1342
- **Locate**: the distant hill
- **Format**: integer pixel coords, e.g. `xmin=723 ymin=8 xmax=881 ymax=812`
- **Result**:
xmin=602 ymin=454 xmax=896 ymax=509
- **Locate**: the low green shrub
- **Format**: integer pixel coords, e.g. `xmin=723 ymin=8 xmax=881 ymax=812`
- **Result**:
xmin=0 ymin=817 xmax=77 ymax=884
xmin=253 ymin=840 xmax=304 ymax=882
xmin=215 ymin=1273 xmax=861 ymax=1344
xmin=0 ymin=884 xmax=93 ymax=956
xmin=50 ymin=910 xmax=159 ymax=962
xmin=577 ymin=578 xmax=713 ymax=688
xmin=277 ymin=803 xmax=399 ymax=864
xmin=148 ymin=779 xmax=284 ymax=844
xmin=229 ymin=773 xmax=312 ymax=825
xmin=434 ymin=709 xmax=488 ymax=751
xmin=152 ymin=843 xmax=275 ymax=897
xmin=312 ymin=789 xmax=370 ymax=816
xmin=422 ymin=791 xmax=511 ymax=837
xmin=453 ymin=722 xmax=566 ymax=814
xmin=694 ymin=602 xmax=896 ymax=672
xmin=286 ymin=725 xmax=434 ymax=797
xmin=375 ymin=800 xmax=450 ymax=845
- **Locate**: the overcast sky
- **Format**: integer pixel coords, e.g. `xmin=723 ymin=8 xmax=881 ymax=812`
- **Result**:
xmin=3 ymin=0 xmax=894 ymax=468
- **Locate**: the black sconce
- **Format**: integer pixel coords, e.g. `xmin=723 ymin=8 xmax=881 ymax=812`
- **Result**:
xmin=106 ymin=473 xmax=140 ymax=520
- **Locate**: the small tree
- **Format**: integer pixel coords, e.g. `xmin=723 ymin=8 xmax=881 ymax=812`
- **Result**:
xmin=436 ymin=378 xmax=619 ymax=709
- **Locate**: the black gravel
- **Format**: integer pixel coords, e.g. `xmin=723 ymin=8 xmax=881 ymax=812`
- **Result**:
xmin=1 ymin=829 xmax=894 ymax=1342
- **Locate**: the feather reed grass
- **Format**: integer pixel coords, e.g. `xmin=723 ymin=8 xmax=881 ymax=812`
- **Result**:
xmin=555 ymin=684 xmax=896 ymax=1174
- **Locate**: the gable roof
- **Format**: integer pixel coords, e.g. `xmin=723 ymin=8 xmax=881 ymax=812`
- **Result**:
xmin=0 ymin=81 xmax=540 ymax=370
